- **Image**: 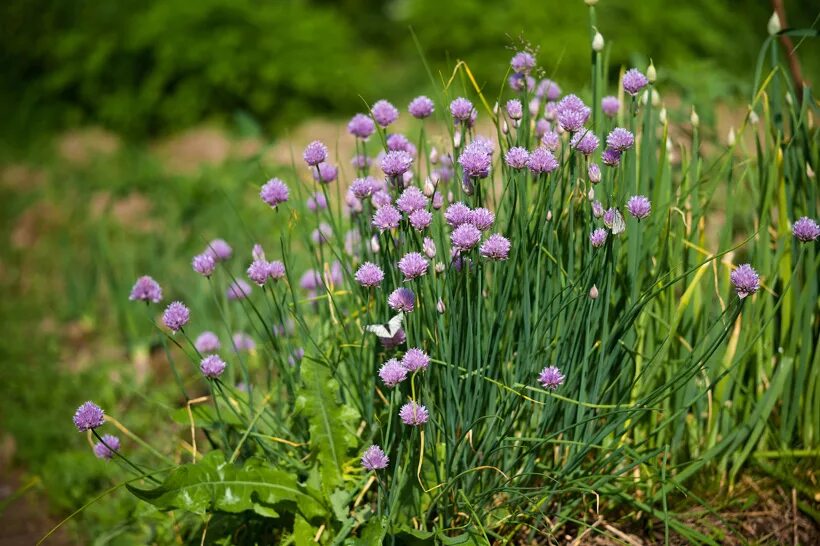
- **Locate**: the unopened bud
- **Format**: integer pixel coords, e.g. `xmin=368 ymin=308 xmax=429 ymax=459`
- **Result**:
xmin=435 ymin=262 xmax=445 ymax=274
xmin=589 ymin=284 xmax=599 ymax=299
xmin=584 ymin=0 xmax=598 ymax=5
xmin=423 ymin=177 xmax=436 ymax=197
xmin=429 ymin=147 xmax=439 ymax=164
xmin=658 ymin=108 xmax=667 ymax=124
xmin=807 ymin=163 xmax=815 ymax=179
xmin=588 ymin=187 xmax=595 ymax=201
xmin=651 ymin=89 xmax=660 ymax=107
xmin=690 ymin=107 xmax=700 ymax=128
xmin=453 ymin=130 xmax=462 ymax=147
xmin=767 ymin=11 xmax=781 ymax=36
xmin=423 ymin=237 xmax=436 ymax=258
xmin=436 ymin=298 xmax=446 ymax=313
xmin=370 ymin=235 xmax=380 ymax=253
xmin=462 ymin=176 xmax=474 ymax=195
xmin=647 ymin=60 xmax=657 ymax=83
xmin=785 ymin=93 xmax=793 ymax=107
xmin=529 ymin=98 xmax=540 ymax=117
xmin=502 ymin=120 xmax=509 ymax=135
xmin=546 ymin=210 xmax=553 ymax=221
xmin=492 ymin=101 xmax=499 ymax=115
xmin=727 ymin=127 xmax=736 ymax=146
xmin=749 ymin=110 xmax=759 ymax=125
xmin=592 ymin=31 xmax=604 ymax=52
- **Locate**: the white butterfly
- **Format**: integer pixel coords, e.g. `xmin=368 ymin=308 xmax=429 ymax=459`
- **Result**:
xmin=365 ymin=312 xmax=404 ymax=338
xmin=605 ymin=208 xmax=626 ymax=235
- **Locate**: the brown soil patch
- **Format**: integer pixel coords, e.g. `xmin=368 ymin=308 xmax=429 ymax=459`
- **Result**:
xmin=56 ymin=127 xmax=120 ymax=165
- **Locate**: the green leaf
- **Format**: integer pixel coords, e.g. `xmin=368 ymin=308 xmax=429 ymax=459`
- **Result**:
xmin=438 ymin=530 xmax=490 ymax=546
xmin=393 ymin=526 xmax=435 ymax=545
xmin=127 ymin=451 xmax=325 ymax=521
xmin=357 ymin=516 xmax=388 ymax=545
xmin=297 ymin=358 xmax=358 ymax=497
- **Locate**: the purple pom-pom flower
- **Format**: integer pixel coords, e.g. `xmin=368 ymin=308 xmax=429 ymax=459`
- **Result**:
xmin=379 ymin=359 xmax=408 ymax=387
xmin=730 ymin=264 xmax=760 ymax=299
xmin=73 ymin=401 xmax=105 ymax=432
xmin=606 ymin=128 xmax=635 ymax=152
xmin=195 ymin=331 xmax=220 ymax=353
xmin=303 ymin=140 xmax=328 ymax=167
xmin=192 ymin=253 xmax=216 ymax=277
xmin=355 ymin=262 xmax=384 ymax=288
xmin=348 ymin=113 xmax=376 ymax=139
xmin=570 ymin=130 xmax=599 ymax=155
xmin=480 ymin=234 xmax=511 ymax=260
xmin=451 ymin=223 xmax=481 ymax=252
xmin=511 ymin=51 xmax=536 ymax=73
xmin=227 ymin=279 xmax=252 ymax=300
xmin=409 ymin=209 xmax=433 ymax=231
xmin=527 ymin=147 xmax=559 ymax=174
xmin=399 ymin=401 xmax=429 ymax=426
xmin=602 ymin=148 xmax=622 ymax=167
xmin=792 ymin=216 xmax=819 ymax=242
xmin=372 ymin=100 xmax=399 ymax=127
xmin=388 ymin=287 xmax=415 ymax=312
xmin=505 ymin=147 xmax=529 ymax=169
xmin=93 ymin=434 xmax=120 ymax=460
xmin=163 ymin=301 xmax=190 ymax=332
xmin=623 ymin=68 xmax=649 ymax=95
xmin=409 ymin=96 xmax=435 ymax=119
xmin=450 ymin=97 xmax=474 ymax=123
xmin=445 ymin=202 xmax=472 ymax=227
xmin=402 ymin=348 xmax=430 ymax=372
xmin=601 ymin=96 xmax=620 ymax=117
xmin=205 ymin=239 xmax=233 ymax=262
xmin=538 ymin=366 xmax=565 ymax=390
xmin=200 ymin=354 xmax=226 ymax=378
xmin=260 ymin=178 xmax=289 ymax=208
xmin=361 ymin=445 xmax=389 ymax=471
xmin=626 ymin=195 xmax=651 ymax=220
xmin=396 ymin=186 xmax=429 ymax=213
xmin=590 ymin=228 xmax=608 ymax=248
xmin=372 ymin=204 xmax=401 ymax=232
xmin=129 ymin=276 xmax=162 ymax=303
xmin=381 ymin=150 xmax=414 ymax=177
xmin=398 ymin=252 xmax=429 ymax=281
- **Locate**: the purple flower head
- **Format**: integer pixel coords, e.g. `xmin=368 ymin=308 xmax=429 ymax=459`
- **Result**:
xmin=602 ymin=148 xmax=622 ymax=167
xmin=603 ymin=208 xmax=626 ymax=234
xmin=527 ymin=147 xmax=559 ymax=174
xmin=511 ymin=51 xmax=536 ymax=73
xmin=409 ymin=209 xmax=433 ymax=231
xmin=252 ymin=244 xmax=266 ymax=262
xmin=606 ymin=128 xmax=635 ymax=152
xmin=570 ymin=130 xmax=600 ymax=155
xmin=627 ymin=195 xmax=651 ymax=220
xmin=623 ymin=68 xmax=649 ymax=95
xmin=93 ymin=434 xmax=120 ymax=460
xmin=268 ymin=260 xmax=286 ymax=281
xmin=312 ymin=163 xmax=338 ymax=184
xmin=129 ymin=276 xmax=162 ymax=303
xmin=556 ymin=94 xmax=590 ymax=132
xmin=192 ymin=253 xmax=216 ymax=277
xmin=535 ymin=119 xmax=551 ymax=138
xmin=205 ymin=239 xmax=233 ymax=262
xmin=163 ymin=301 xmax=190 ymax=332
xmin=300 ymin=269 xmax=322 ymax=291
xmin=422 ymin=237 xmax=437 ymax=258
xmin=307 ymin=192 xmax=328 ymax=212
xmin=538 ymin=366 xmax=565 ymax=390
xmin=195 ymin=331 xmax=221 ymax=353
xmin=508 ymin=73 xmax=535 ymax=92
xmin=399 ymin=401 xmax=429 ymax=426
xmin=355 ymin=262 xmax=384 ymax=288
xmin=227 ymin=279 xmax=252 ymax=300
xmin=793 ymin=216 xmax=819 ymax=242
xmin=458 ymin=141 xmax=492 ymax=179
xmin=381 ymin=150 xmax=414 ymax=177
xmin=398 ymin=252 xmax=429 ymax=280
xmin=387 ymin=133 xmax=412 ymax=153
xmin=260 ymin=178 xmax=289 ymax=208
xmin=233 ymin=332 xmax=256 ymax=352
xmin=351 ymin=154 xmax=371 ymax=171
xmin=311 ymin=222 xmax=333 ymax=244
xmin=372 ymin=204 xmax=401 ymax=232
xmin=351 ymin=176 xmax=382 ymax=199
xmin=372 ymin=100 xmax=399 ymax=127
xmin=432 ymin=191 xmax=444 ymax=210
xmin=303 ymin=140 xmax=328 ymax=166
xmin=372 ymin=190 xmax=392 ymax=208
xmin=601 ymin=96 xmax=620 ymax=117
xmin=200 ymin=354 xmax=226 ymax=378
xmin=396 ymin=186 xmax=429 ymax=213
xmin=445 ymin=202 xmax=472 ymax=227
xmin=592 ymin=200 xmax=605 ymax=218
xmin=470 ymin=207 xmax=495 ymax=231
xmin=449 ymin=97 xmax=475 ymax=123
xmin=361 ymin=445 xmax=389 ymax=471
xmin=590 ymin=228 xmax=608 ymax=248
xmin=247 ymin=260 xmax=271 ymax=286
xmin=537 ymin=79 xmax=561 ymax=101
xmin=451 ymin=223 xmax=482 ymax=252
xmin=348 ymin=113 xmax=376 ymax=139
xmin=380 ymin=328 xmax=406 ymax=349
xmin=480 ymin=233 xmax=511 ymax=260
xmin=403 ymin=348 xmax=430 ymax=372
xmin=288 ymin=347 xmax=305 ymax=366
xmin=409 ymin=96 xmax=435 ymax=119
xmin=541 ymin=131 xmax=561 ymax=151
xmin=73 ymin=401 xmax=105 ymax=431
xmin=730 ymin=264 xmax=760 ymax=299
xmin=588 ymin=163 xmax=602 ymax=184
xmin=506 ymin=99 xmax=523 ymax=120
xmin=379 ymin=358 xmax=408 ymax=387
xmin=505 ymin=146 xmax=529 ymax=169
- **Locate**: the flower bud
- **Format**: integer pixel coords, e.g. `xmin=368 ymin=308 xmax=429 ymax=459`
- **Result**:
xmin=435 ymin=262 xmax=445 ymax=274
xmin=529 ymin=98 xmax=540 ymax=117
xmin=546 ymin=210 xmax=553 ymax=222
xmin=749 ymin=110 xmax=759 ymax=125
xmin=651 ymin=89 xmax=660 ymax=107
xmin=370 ymin=235 xmax=380 ymax=253
xmin=584 ymin=0 xmax=598 ymax=5
xmin=658 ymin=107 xmax=667 ymax=124
xmin=647 ymin=60 xmax=657 ymax=84
xmin=423 ymin=177 xmax=436 ymax=197
xmin=462 ymin=176 xmax=474 ymax=196
xmin=767 ymin=11 xmax=781 ymax=36
xmin=429 ymin=147 xmax=439 ymax=164
xmin=493 ymin=102 xmax=499 ymax=115
xmin=589 ymin=284 xmax=599 ymax=299
xmin=592 ymin=31 xmax=604 ymax=52
xmin=785 ymin=93 xmax=793 ymax=107
xmin=502 ymin=120 xmax=509 ymax=135
xmin=436 ymin=298 xmax=446 ymax=313
xmin=453 ymin=130 xmax=462 ymax=147
xmin=690 ymin=107 xmax=700 ymax=128
xmin=807 ymin=163 xmax=815 ymax=179
xmin=727 ymin=127 xmax=736 ymax=147
xmin=423 ymin=237 xmax=436 ymax=258
xmin=587 ymin=187 xmax=595 ymax=201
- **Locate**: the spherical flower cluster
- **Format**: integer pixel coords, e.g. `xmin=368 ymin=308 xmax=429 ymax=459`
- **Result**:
xmin=303 ymin=140 xmax=328 ymax=166
xmin=541 ymin=131 xmax=560 ymax=151
xmin=403 ymin=348 xmax=430 ymax=372
xmin=556 ymin=94 xmax=590 ymax=132
xmin=372 ymin=204 xmax=401 ymax=231
xmin=396 ymin=187 xmax=428 ymax=213
xmin=458 ymin=141 xmax=492 ymax=179
xmin=93 ymin=434 xmax=120 ymax=460
xmin=73 ymin=401 xmax=105 ymax=431
xmin=205 ymin=239 xmax=232 ymax=261
xmin=505 ymin=146 xmax=529 ymax=169
xmin=351 ymin=176 xmax=381 ymax=199
xmin=570 ymin=130 xmax=599 ymax=155
xmin=129 ymin=276 xmax=162 ymax=303
xmin=602 ymin=148 xmax=622 ymax=167
xmin=730 ymin=264 xmax=760 ymax=299
xmin=792 ymin=216 xmax=819 ymax=242
xmin=380 ymin=328 xmax=406 ymax=349
xmin=445 ymin=202 xmax=472 ymax=227
xmin=268 ymin=261 xmax=286 ymax=280
xmin=348 ymin=113 xmax=376 ymax=139
xmin=623 ymin=68 xmax=649 ymax=95
xmin=379 ymin=359 xmax=408 ymax=387
xmin=398 ymin=252 xmax=429 ymax=280
xmin=195 ymin=331 xmax=221 ymax=354
xmin=386 ymin=133 xmax=414 ymax=154
xmin=232 ymin=332 xmax=256 ymax=352
xmin=506 ymin=99 xmax=523 ymax=120
xmin=588 ymin=163 xmax=601 ymax=184
xmin=371 ymin=100 xmax=399 ymax=127
xmin=227 ymin=279 xmax=252 ymax=300
xmin=311 ymin=223 xmax=333 ymax=244
xmin=409 ymin=209 xmax=433 ymax=231
xmin=527 ymin=147 xmax=559 ymax=174
xmin=538 ymin=366 xmax=565 ymax=390
xmin=381 ymin=150 xmax=414 ymax=177
xmin=451 ymin=223 xmax=482 ymax=252
xmin=247 ymin=260 xmax=271 ymax=286
xmin=606 ymin=128 xmax=635 ymax=151
xmin=508 ymin=73 xmax=535 ymax=93
xmin=361 ymin=445 xmax=389 ymax=471
xmin=200 ymin=354 xmax=226 ymax=378
xmin=260 ymin=178 xmax=289 ymax=208
xmin=399 ymin=401 xmax=429 ymax=426
xmin=480 ymin=234 xmax=511 ymax=260
xmin=314 ymin=163 xmax=338 ymax=184
xmin=592 ymin=201 xmax=605 ymax=218
xmin=601 ymin=96 xmax=620 ymax=117
xmin=510 ymin=51 xmax=536 ymax=73
xmin=627 ymin=195 xmax=651 ymax=220
xmin=409 ymin=96 xmax=435 ymax=119
xmin=388 ymin=287 xmax=415 ymax=312
xmin=192 ymin=253 xmax=216 ymax=276
xmin=306 ymin=192 xmax=328 ymax=212
xmin=163 ymin=301 xmax=190 ymax=332
xmin=466 ymin=208 xmax=492 ymax=232
xmin=450 ymin=97 xmax=474 ymax=122
xmin=355 ymin=262 xmax=384 ymax=288
xmin=536 ymin=79 xmax=561 ymax=101
xmin=590 ymin=228 xmax=608 ymax=248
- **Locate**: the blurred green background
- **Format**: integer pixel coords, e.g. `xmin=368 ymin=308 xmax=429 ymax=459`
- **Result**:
xmin=0 ymin=0 xmax=817 ymax=543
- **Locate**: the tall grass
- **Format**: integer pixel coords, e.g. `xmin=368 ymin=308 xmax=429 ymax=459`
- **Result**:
xmin=51 ymin=8 xmax=817 ymax=545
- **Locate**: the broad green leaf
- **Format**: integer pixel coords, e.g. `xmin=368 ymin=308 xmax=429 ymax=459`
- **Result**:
xmin=438 ymin=530 xmax=490 ymax=546
xmin=357 ymin=516 xmax=388 ymax=546
xmin=127 ymin=451 xmax=325 ymax=521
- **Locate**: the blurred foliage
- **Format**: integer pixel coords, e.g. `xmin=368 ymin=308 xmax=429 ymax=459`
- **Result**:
xmin=1 ymin=0 xmax=818 ymax=140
